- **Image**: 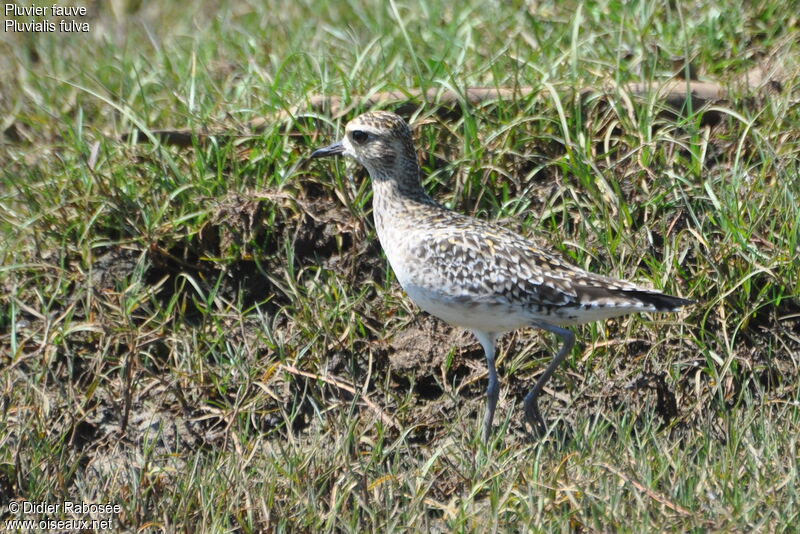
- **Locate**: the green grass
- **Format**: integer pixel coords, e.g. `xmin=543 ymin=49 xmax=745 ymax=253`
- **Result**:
xmin=2 ymin=0 xmax=799 ymax=532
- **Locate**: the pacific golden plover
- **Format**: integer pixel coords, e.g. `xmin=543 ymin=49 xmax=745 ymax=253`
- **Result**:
xmin=311 ymin=111 xmax=693 ymax=442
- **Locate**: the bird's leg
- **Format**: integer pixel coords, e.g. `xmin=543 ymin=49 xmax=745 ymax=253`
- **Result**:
xmin=472 ymin=331 xmax=499 ymax=443
xmin=523 ymin=323 xmax=575 ymax=436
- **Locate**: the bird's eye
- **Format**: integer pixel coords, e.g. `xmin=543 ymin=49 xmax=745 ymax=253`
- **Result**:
xmin=351 ymin=130 xmax=369 ymax=144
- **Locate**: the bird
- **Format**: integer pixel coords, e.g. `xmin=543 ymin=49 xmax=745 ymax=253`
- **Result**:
xmin=311 ymin=110 xmax=693 ymax=443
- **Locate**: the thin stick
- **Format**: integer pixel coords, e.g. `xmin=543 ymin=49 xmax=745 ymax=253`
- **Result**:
xmin=598 ymin=462 xmax=694 ymax=517
xmin=279 ymin=364 xmax=401 ymax=430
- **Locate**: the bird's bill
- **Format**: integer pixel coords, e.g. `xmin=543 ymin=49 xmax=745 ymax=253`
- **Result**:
xmin=310 ymin=141 xmax=345 ymax=159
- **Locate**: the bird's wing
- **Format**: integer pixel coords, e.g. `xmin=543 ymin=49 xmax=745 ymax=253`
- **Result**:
xmin=406 ymin=215 xmax=633 ymax=309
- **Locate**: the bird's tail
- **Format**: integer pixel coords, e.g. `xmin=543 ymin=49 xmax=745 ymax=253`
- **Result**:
xmin=618 ymin=289 xmax=694 ymax=312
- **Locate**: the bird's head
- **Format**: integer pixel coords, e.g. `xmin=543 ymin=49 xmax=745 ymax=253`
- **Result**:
xmin=311 ymin=111 xmax=419 ymax=181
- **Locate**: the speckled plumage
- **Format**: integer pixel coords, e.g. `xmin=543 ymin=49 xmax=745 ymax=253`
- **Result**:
xmin=312 ymin=111 xmax=693 ymax=442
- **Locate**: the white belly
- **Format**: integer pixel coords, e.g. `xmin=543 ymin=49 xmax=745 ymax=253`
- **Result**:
xmin=402 ymin=282 xmax=534 ymax=333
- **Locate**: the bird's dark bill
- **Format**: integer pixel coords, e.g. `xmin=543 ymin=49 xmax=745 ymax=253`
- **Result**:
xmin=311 ymin=141 xmax=344 ymax=158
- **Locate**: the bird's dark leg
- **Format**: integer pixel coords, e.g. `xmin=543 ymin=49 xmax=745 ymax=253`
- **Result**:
xmin=523 ymin=322 xmax=575 ymax=436
xmin=473 ymin=331 xmax=499 ymax=443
